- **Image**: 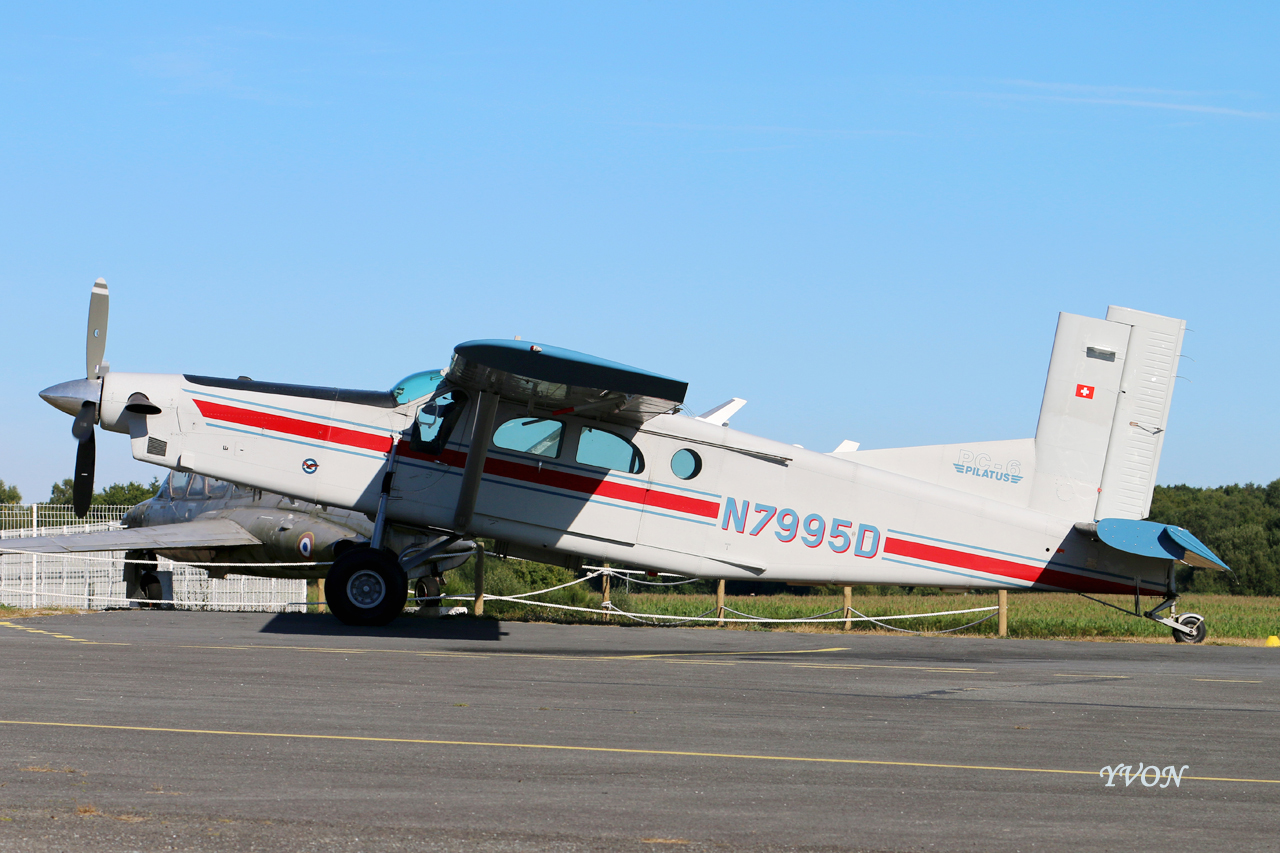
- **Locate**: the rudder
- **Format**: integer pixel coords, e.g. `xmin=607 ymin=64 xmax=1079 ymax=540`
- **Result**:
xmin=1094 ymin=306 xmax=1186 ymax=520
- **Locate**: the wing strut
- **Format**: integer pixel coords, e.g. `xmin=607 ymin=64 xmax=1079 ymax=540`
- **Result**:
xmin=452 ymin=391 xmax=501 ymax=533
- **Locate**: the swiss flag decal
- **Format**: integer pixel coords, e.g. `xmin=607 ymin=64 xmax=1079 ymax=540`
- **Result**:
xmin=1076 ymin=384 xmax=1095 ymax=399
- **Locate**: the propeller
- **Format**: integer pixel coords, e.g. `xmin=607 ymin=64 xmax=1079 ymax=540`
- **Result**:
xmin=72 ymin=402 xmax=97 ymax=517
xmin=41 ymin=280 xmax=165 ymax=517
xmin=73 ymin=279 xmax=110 ymax=516
xmin=39 ymin=279 xmax=109 ymax=518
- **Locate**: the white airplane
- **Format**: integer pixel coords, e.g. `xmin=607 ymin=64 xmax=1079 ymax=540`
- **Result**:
xmin=39 ymin=280 xmax=1229 ymax=639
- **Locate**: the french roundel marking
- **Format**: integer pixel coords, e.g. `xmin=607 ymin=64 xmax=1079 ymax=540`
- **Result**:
xmin=302 ymin=458 xmax=319 ymax=474
xmin=297 ymin=532 xmax=315 ymax=558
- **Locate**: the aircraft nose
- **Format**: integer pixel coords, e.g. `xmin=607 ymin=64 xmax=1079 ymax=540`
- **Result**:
xmin=39 ymin=378 xmax=102 ymax=417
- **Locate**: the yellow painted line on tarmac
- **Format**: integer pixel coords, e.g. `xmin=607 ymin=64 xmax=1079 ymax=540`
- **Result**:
xmin=790 ymin=663 xmax=991 ymax=674
xmin=659 ymin=660 xmax=737 ymax=666
xmin=177 ymin=645 xmax=372 ymax=655
xmin=2 ymin=719 xmax=1277 ymax=785
xmin=1195 ymin=679 xmax=1262 ymax=684
xmin=0 ymin=622 xmax=128 ymax=646
xmin=615 ymin=647 xmax=849 ymax=660
xmin=177 ymin=643 xmax=847 ymax=665
xmin=1052 ymin=673 xmax=1129 ymax=679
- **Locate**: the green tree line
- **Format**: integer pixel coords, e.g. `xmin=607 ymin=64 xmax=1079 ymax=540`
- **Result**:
xmin=45 ymin=478 xmax=161 ymax=507
xmin=1149 ymin=479 xmax=1280 ymax=596
xmin=1 ymin=478 xmax=161 ymax=508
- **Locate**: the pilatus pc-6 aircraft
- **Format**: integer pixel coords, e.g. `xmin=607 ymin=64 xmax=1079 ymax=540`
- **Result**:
xmin=37 ymin=280 xmax=1228 ymax=639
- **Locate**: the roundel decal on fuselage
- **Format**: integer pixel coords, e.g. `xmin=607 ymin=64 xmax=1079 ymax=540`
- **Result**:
xmin=297 ymin=532 xmax=315 ymax=559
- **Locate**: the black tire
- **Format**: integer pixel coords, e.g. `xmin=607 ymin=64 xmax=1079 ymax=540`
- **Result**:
xmin=1172 ymin=613 xmax=1207 ymax=644
xmin=138 ymin=571 xmax=164 ymax=608
xmin=415 ymin=577 xmax=441 ymax=602
xmin=324 ymin=548 xmax=408 ymax=627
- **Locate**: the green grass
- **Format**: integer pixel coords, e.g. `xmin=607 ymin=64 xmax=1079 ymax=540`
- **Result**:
xmin=459 ymin=588 xmax=1280 ymax=641
xmin=971 ymin=592 xmax=1280 ymax=641
xmin=430 ymin=556 xmax=1280 ymax=642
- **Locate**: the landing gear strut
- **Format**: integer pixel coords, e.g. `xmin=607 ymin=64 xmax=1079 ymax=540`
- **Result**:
xmin=1142 ymin=565 xmax=1207 ymax=644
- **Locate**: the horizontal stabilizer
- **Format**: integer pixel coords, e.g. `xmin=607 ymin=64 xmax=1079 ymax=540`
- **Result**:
xmin=839 ymin=438 xmax=1035 ymax=508
xmin=1082 ymin=518 xmax=1230 ymax=571
xmin=0 ymin=518 xmax=261 ymax=555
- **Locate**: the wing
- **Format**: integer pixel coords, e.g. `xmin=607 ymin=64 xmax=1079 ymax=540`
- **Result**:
xmin=446 ymin=339 xmax=688 ymax=426
xmin=0 ymin=518 xmax=261 ymax=555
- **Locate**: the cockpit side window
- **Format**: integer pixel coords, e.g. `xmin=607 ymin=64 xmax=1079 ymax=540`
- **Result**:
xmin=154 ymin=475 xmax=172 ymax=502
xmin=168 ymin=471 xmax=191 ymax=500
xmin=207 ymin=479 xmax=229 ymax=499
xmin=577 ymin=426 xmax=645 ymax=474
xmin=185 ymin=475 xmax=208 ymax=500
xmin=493 ymin=417 xmax=564 ymax=458
xmin=411 ymin=389 xmax=469 ymax=456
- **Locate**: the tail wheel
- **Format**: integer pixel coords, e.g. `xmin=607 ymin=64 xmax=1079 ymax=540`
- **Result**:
xmin=1172 ymin=613 xmax=1207 ymax=644
xmin=324 ymin=547 xmax=408 ymax=627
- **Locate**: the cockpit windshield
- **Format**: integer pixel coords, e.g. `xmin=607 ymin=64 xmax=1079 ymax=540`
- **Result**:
xmin=391 ymin=370 xmax=445 ymax=405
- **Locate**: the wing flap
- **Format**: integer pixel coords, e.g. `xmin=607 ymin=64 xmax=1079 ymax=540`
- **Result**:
xmin=0 ymin=518 xmax=261 ymax=555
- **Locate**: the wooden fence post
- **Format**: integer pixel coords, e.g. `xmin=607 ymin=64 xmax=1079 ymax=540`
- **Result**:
xmin=474 ymin=547 xmax=485 ymax=616
xmin=602 ymin=571 xmax=611 ymax=620
xmin=844 ymin=585 xmax=852 ymax=631
xmin=716 ymin=579 xmax=726 ymax=627
xmin=998 ymin=589 xmax=1008 ymax=637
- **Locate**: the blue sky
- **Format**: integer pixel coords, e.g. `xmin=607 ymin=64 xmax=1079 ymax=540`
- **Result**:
xmin=1 ymin=3 xmax=1277 ymax=502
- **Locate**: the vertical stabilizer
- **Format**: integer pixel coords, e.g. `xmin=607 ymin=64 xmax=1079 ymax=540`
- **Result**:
xmin=1093 ymin=306 xmax=1185 ymax=520
xmin=1029 ymin=313 xmax=1131 ymax=520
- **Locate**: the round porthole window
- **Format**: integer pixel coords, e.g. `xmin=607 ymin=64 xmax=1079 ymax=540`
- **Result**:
xmin=671 ymin=448 xmax=702 ymax=480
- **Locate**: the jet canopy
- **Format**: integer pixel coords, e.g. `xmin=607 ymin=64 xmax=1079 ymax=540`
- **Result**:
xmin=391 ymin=370 xmax=445 ymax=405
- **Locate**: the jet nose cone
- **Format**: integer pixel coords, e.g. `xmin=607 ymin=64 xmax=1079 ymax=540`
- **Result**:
xmin=39 ymin=378 xmax=102 ymax=417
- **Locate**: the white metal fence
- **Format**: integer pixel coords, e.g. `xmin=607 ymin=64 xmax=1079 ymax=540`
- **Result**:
xmin=0 ymin=503 xmax=306 ymax=612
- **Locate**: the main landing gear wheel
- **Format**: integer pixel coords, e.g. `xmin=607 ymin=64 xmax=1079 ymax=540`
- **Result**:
xmin=415 ymin=577 xmax=441 ymax=613
xmin=137 ymin=572 xmax=164 ymax=605
xmin=1172 ymin=613 xmax=1207 ymax=644
xmin=325 ymin=547 xmax=408 ymax=627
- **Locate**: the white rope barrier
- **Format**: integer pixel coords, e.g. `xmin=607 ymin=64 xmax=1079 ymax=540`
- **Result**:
xmin=449 ymin=566 xmax=1000 ymax=628
xmin=0 ymin=586 xmax=308 ymax=612
xmin=0 ymin=547 xmax=329 ymax=568
xmin=438 ymin=590 xmax=998 ymax=625
xmin=2 ymin=549 xmax=998 ymax=630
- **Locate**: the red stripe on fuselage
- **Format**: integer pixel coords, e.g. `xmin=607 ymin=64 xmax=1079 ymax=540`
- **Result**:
xmin=194 ymin=400 xmax=394 ymax=453
xmin=884 ymin=537 xmax=1139 ymax=594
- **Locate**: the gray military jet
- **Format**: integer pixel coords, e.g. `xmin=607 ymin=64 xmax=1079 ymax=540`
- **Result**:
xmin=0 ymin=468 xmax=475 ymax=607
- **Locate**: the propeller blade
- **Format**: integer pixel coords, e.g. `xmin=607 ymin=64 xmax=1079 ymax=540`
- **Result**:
xmin=86 ymin=277 xmax=109 ymax=380
xmin=73 ymin=428 xmax=96 ymax=518
xmin=72 ymin=400 xmax=97 ymax=441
